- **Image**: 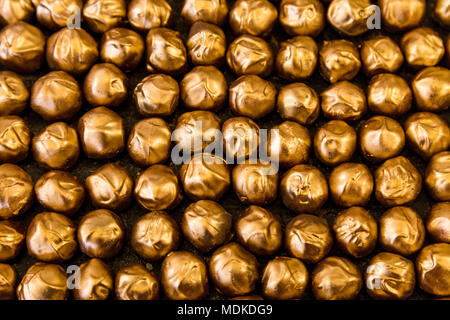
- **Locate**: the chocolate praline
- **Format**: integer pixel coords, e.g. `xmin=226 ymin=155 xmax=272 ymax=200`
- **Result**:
xmin=279 ymin=0 xmax=325 ymax=37
xmin=378 ymin=0 xmax=425 ymax=33
xmin=416 ymin=243 xmax=450 ymax=296
xmin=187 ymin=21 xmax=226 ymax=66
xmin=434 ymin=0 xmax=450 ymax=27
xmin=0 ymin=116 xmax=30 ymax=163
xmin=0 ymin=71 xmax=29 ymax=115
xmin=181 ymin=0 xmax=228 ymax=26
xmin=128 ymin=0 xmax=172 ymax=32
xmin=425 ymin=152 xmax=450 ymax=201
xmin=0 ymin=221 xmax=25 ymax=262
xmin=229 ymin=0 xmax=277 ymax=37
xmin=277 ymin=83 xmax=319 ymax=126
xmin=400 ymin=28 xmax=445 ymax=69
xmin=412 ymin=67 xmax=450 ymax=112
xmin=36 ymin=0 xmax=82 ymax=30
xmin=427 ymin=202 xmax=450 ymax=243
xmin=222 ymin=117 xmax=260 ymax=160
xmin=0 ymin=0 xmax=34 ymax=25
xmin=0 ymin=263 xmax=16 ymax=300
xmin=327 ymin=0 xmax=372 ymax=36
xmin=83 ymin=0 xmax=126 ymax=33
xmin=0 ymin=163 xmax=33 ymax=219
xmin=74 ymin=258 xmax=114 ymax=300
xmin=115 ymin=264 xmax=160 ymax=300
xmin=319 ymin=40 xmax=361 ymax=83
xmin=360 ymin=36 xmax=404 ymax=76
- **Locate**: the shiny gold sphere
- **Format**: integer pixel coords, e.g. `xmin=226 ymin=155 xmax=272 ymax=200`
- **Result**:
xmin=360 ymin=36 xmax=404 ymax=76
xmin=0 ymin=71 xmax=29 ymax=116
xmin=128 ymin=0 xmax=172 ymax=32
xmin=379 ymin=0 xmax=426 ymax=33
xmin=327 ymin=0 xmax=372 ymax=36
xmin=36 ymin=0 xmax=82 ymax=30
xmin=222 ymin=117 xmax=259 ymax=160
xmin=434 ymin=0 xmax=450 ymax=27
xmin=74 ymin=258 xmax=114 ymax=300
xmin=0 ymin=116 xmax=30 ymax=163
xmin=279 ymin=0 xmax=325 ymax=37
xmin=411 ymin=67 xmax=450 ymax=113
xmin=115 ymin=264 xmax=160 ymax=300
xmin=0 ymin=0 xmax=34 ymax=25
xmin=401 ymin=28 xmax=445 ymax=69
xmin=277 ymin=83 xmax=320 ymax=126
xmin=425 ymin=151 xmax=450 ymax=201
xmin=416 ymin=243 xmax=450 ymax=296
xmin=181 ymin=0 xmax=228 ymax=26
xmin=0 ymin=221 xmax=25 ymax=262
xmin=83 ymin=0 xmax=126 ymax=33
xmin=0 ymin=263 xmax=16 ymax=300
xmin=427 ymin=202 xmax=450 ymax=243
xmin=187 ymin=21 xmax=226 ymax=66
xmin=319 ymin=40 xmax=361 ymax=83
xmin=229 ymin=0 xmax=277 ymax=37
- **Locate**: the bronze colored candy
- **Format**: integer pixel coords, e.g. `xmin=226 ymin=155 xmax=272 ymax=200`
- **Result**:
xmin=277 ymin=83 xmax=319 ymax=126
xmin=360 ymin=36 xmax=404 ymax=76
xmin=235 ymin=205 xmax=282 ymax=256
xmin=127 ymin=118 xmax=171 ymax=167
xmin=312 ymin=256 xmax=362 ymax=300
xmin=32 ymin=122 xmax=80 ymax=170
xmin=100 ymin=28 xmax=145 ymax=72
xmin=0 ymin=71 xmax=29 ymax=115
xmin=85 ymin=163 xmax=133 ymax=211
xmin=145 ymin=28 xmax=187 ymax=75
xmin=425 ymin=152 xmax=450 ymax=201
xmin=83 ymin=63 xmax=128 ymax=108
xmin=269 ymin=121 xmax=311 ymax=168
xmin=412 ymin=67 xmax=450 ymax=112
xmin=0 ymin=21 xmax=45 ymax=73
xmin=416 ymin=243 xmax=450 ymax=296
xmin=180 ymin=66 xmax=227 ymax=111
xmin=78 ymin=107 xmax=124 ymax=159
xmin=427 ymin=202 xmax=450 ymax=243
xmin=226 ymin=35 xmax=274 ymax=77
xmin=0 ymin=0 xmax=34 ymax=25
xmin=116 ymin=264 xmax=159 ymax=300
xmin=131 ymin=211 xmax=180 ymax=261
xmin=35 ymin=171 xmax=85 ymax=216
xmin=279 ymin=0 xmax=325 ymax=37
xmin=74 ymin=258 xmax=114 ymax=300
xmin=187 ymin=21 xmax=226 ymax=66
xmin=261 ymin=256 xmax=308 ymax=300
xmin=401 ymin=28 xmax=445 ymax=69
xmin=276 ymin=36 xmax=318 ymax=81
xmin=379 ymin=0 xmax=425 ymax=33
xmin=321 ymin=81 xmax=367 ymax=121
xmin=359 ymin=116 xmax=405 ymax=162
xmin=161 ymin=251 xmax=208 ymax=300
xmin=209 ymin=243 xmax=258 ymax=296
xmin=229 ymin=75 xmax=276 ymax=119
xmin=327 ymin=0 xmax=372 ymax=36
xmin=319 ymin=40 xmax=361 ymax=83
xmin=46 ymin=27 xmax=99 ymax=76
xmin=17 ymin=263 xmax=68 ymax=300
xmin=329 ymin=163 xmax=373 ymax=207
xmin=83 ymin=0 xmax=126 ymax=33
xmin=229 ymin=0 xmax=277 ymax=37
xmin=128 ymin=0 xmax=172 ymax=32
xmin=0 ymin=163 xmax=33 ymax=220
xmin=181 ymin=0 xmax=228 ymax=26
xmin=434 ymin=0 xmax=450 ymax=27
xmin=181 ymin=200 xmax=232 ymax=253
xmin=35 ymin=0 xmax=82 ymax=30
xmin=0 ymin=263 xmax=16 ymax=300
xmin=222 ymin=117 xmax=259 ymax=160
xmin=365 ymin=252 xmax=415 ymax=300
xmin=26 ymin=212 xmax=77 ymax=262
xmin=134 ymin=165 xmax=183 ymax=211
xmin=31 ymin=71 xmax=82 ymax=121
xmin=78 ymin=209 xmax=124 ymax=259
xmin=314 ymin=120 xmax=357 ymax=166
xmin=0 ymin=221 xmax=25 ymax=262
xmin=374 ymin=156 xmax=422 ymax=207
xmin=285 ymin=214 xmax=333 ymax=263
xmin=404 ymin=112 xmax=450 ymax=160
xmin=0 ymin=116 xmax=30 ymax=163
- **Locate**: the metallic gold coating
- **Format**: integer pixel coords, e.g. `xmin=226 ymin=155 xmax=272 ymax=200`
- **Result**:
xmin=181 ymin=0 xmax=228 ymax=26
xmin=0 ymin=163 xmax=33 ymax=219
xmin=360 ymin=36 xmax=404 ymax=76
xmin=427 ymin=202 xmax=450 ymax=243
xmin=379 ymin=0 xmax=425 ymax=33
xmin=277 ymin=83 xmax=319 ymax=126
xmin=83 ymin=0 xmax=126 ymax=33
xmin=229 ymin=0 xmax=277 ymax=37
xmin=319 ymin=40 xmax=361 ymax=83
xmin=412 ymin=67 xmax=450 ymax=112
xmin=187 ymin=21 xmax=226 ymax=66
xmin=115 ymin=264 xmax=159 ymax=300
xmin=416 ymin=244 xmax=450 ymax=296
xmin=0 ymin=263 xmax=16 ymax=300
xmin=425 ymin=152 xmax=450 ymax=201
xmin=401 ymin=28 xmax=445 ymax=69
xmin=74 ymin=258 xmax=114 ymax=300
xmin=434 ymin=0 xmax=450 ymax=27
xmin=222 ymin=117 xmax=259 ymax=160
xmin=279 ymin=0 xmax=325 ymax=37
xmin=36 ymin=0 xmax=82 ymax=30
xmin=0 ymin=116 xmax=30 ymax=163
xmin=0 ymin=0 xmax=34 ymax=25
xmin=0 ymin=221 xmax=25 ymax=262
xmin=0 ymin=71 xmax=29 ymax=115
xmin=128 ymin=0 xmax=172 ymax=32
xmin=327 ymin=0 xmax=372 ymax=36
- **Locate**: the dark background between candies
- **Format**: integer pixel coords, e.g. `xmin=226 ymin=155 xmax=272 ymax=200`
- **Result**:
xmin=3 ymin=0 xmax=450 ymax=300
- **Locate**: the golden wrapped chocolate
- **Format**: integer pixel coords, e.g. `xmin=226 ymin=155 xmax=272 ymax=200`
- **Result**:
xmin=134 ymin=165 xmax=183 ymax=211
xmin=100 ymin=28 xmax=145 ymax=72
xmin=425 ymin=152 xmax=450 ymax=201
xmin=312 ymin=256 xmax=362 ymax=300
xmin=379 ymin=0 xmax=425 ymax=32
xmin=360 ymin=36 xmax=404 ymax=76
xmin=229 ymin=0 xmax=277 ymax=36
xmin=181 ymin=0 xmax=228 ymax=26
xmin=31 ymin=71 xmax=82 ymax=121
xmin=26 ymin=212 xmax=77 ymax=262
xmin=329 ymin=163 xmax=373 ymax=207
xmin=314 ymin=120 xmax=357 ymax=166
xmin=116 ymin=264 xmax=160 ymax=300
xmin=412 ymin=67 xmax=450 ymax=112
xmin=276 ymin=36 xmax=318 ymax=81
xmin=35 ymin=171 xmax=85 ymax=216
xmin=0 ymin=116 xmax=30 ymax=163
xmin=0 ymin=263 xmax=16 ymax=300
xmin=180 ymin=153 xmax=230 ymax=201
xmin=78 ymin=209 xmax=124 ymax=259
xmin=261 ymin=256 xmax=308 ymax=300
xmin=0 ymin=71 xmax=29 ymax=115
xmin=131 ymin=211 xmax=180 ymax=261
xmin=181 ymin=200 xmax=232 ymax=252
xmin=427 ymin=202 xmax=450 ymax=243
xmin=279 ymin=0 xmax=325 ymax=37
xmin=327 ymin=0 xmax=372 ymax=36
xmin=0 ymin=221 xmax=25 ymax=261
xmin=226 ymin=35 xmax=274 ymax=77
xmin=229 ymin=75 xmax=276 ymax=119
xmin=128 ymin=0 xmax=172 ymax=32
xmin=0 ymin=0 xmax=34 ymax=25
xmin=187 ymin=21 xmax=226 ymax=66
xmin=405 ymin=112 xmax=450 ymax=160
xmin=78 ymin=107 xmax=124 ymax=159
xmin=374 ymin=156 xmax=422 ymax=207
xmin=74 ymin=258 xmax=114 ymax=300
xmin=434 ymin=0 xmax=450 ymax=27
xmin=277 ymin=83 xmax=319 ymax=126
xmin=127 ymin=118 xmax=171 ymax=167
xmin=222 ymin=117 xmax=259 ymax=160
xmin=36 ymin=0 xmax=82 ymax=30
xmin=359 ymin=116 xmax=405 ymax=162
xmin=145 ymin=28 xmax=187 ymax=75
xmin=0 ymin=21 xmax=45 ymax=73
xmin=236 ymin=206 xmax=282 ymax=256
xmin=32 ymin=122 xmax=79 ymax=170
xmin=285 ymin=214 xmax=333 ymax=263
xmin=17 ymin=263 xmax=68 ymax=300
xmin=416 ymin=243 xmax=450 ymax=296
xmin=83 ymin=0 xmax=126 ymax=33
xmin=180 ymin=66 xmax=227 ymax=111
xmin=161 ymin=251 xmax=208 ymax=300
xmin=401 ymin=28 xmax=445 ymax=69
xmin=319 ymin=40 xmax=361 ymax=83
xmin=321 ymin=81 xmax=367 ymax=121
xmin=46 ymin=27 xmax=99 ymax=75
xmin=209 ymin=243 xmax=258 ymax=296
xmin=0 ymin=163 xmax=33 ymax=219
